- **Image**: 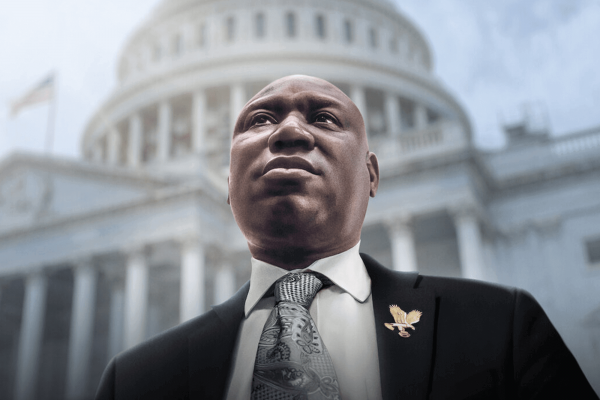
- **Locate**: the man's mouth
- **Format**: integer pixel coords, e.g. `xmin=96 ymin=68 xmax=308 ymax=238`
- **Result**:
xmin=262 ymin=156 xmax=319 ymax=175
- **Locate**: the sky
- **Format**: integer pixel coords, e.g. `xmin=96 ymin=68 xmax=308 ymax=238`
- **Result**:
xmin=1 ymin=0 xmax=599 ymax=159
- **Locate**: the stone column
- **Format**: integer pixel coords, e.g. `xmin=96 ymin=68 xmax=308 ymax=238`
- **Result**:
xmin=66 ymin=260 xmax=97 ymax=400
xmin=107 ymin=129 xmax=120 ymax=166
xmin=192 ymin=90 xmax=206 ymax=154
xmin=107 ymin=276 xmax=125 ymax=360
xmin=415 ymin=103 xmax=427 ymax=130
xmin=15 ymin=271 xmax=48 ymax=400
xmin=92 ymin=144 xmax=103 ymax=162
xmin=158 ymin=100 xmax=172 ymax=162
xmin=452 ymin=207 xmax=486 ymax=280
xmin=124 ymin=247 xmax=148 ymax=349
xmin=387 ymin=216 xmax=418 ymax=272
xmin=230 ymin=83 xmax=245 ymax=136
xmin=128 ymin=114 xmax=142 ymax=167
xmin=385 ymin=92 xmax=400 ymax=138
xmin=180 ymin=238 xmax=205 ymax=323
xmin=350 ymin=85 xmax=367 ymax=122
xmin=214 ymin=261 xmax=235 ymax=305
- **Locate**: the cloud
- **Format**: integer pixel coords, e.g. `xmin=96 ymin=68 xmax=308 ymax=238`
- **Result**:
xmin=396 ymin=0 xmax=600 ymax=148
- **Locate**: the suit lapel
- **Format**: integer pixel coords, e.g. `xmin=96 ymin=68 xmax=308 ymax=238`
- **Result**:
xmin=361 ymin=254 xmax=437 ymax=400
xmin=188 ymin=281 xmax=250 ymax=399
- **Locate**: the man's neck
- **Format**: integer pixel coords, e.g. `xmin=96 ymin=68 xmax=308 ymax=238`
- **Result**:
xmin=247 ymin=240 xmax=360 ymax=271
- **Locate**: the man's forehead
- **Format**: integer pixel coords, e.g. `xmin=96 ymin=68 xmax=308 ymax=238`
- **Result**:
xmin=250 ymin=76 xmax=351 ymax=107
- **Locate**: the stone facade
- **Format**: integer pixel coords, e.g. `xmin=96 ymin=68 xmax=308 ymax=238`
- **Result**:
xmin=0 ymin=0 xmax=599 ymax=398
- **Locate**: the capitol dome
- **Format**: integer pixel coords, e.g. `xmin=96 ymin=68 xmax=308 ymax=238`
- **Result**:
xmin=82 ymin=0 xmax=471 ymax=178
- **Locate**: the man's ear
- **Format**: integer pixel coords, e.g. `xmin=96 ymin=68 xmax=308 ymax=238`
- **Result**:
xmin=366 ymin=151 xmax=379 ymax=197
xmin=226 ymin=176 xmax=230 ymax=205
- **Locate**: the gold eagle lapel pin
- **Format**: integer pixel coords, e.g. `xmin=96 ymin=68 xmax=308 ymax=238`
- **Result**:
xmin=384 ymin=304 xmax=422 ymax=338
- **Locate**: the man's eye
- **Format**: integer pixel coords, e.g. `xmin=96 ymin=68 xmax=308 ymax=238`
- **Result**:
xmin=314 ymin=113 xmax=336 ymax=124
xmin=250 ymin=114 xmax=275 ymax=126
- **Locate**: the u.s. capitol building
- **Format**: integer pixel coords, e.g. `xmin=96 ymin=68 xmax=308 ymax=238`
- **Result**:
xmin=0 ymin=0 xmax=599 ymax=398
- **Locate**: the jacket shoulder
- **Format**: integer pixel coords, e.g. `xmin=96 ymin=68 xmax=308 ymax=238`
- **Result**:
xmin=418 ymin=274 xmax=519 ymax=304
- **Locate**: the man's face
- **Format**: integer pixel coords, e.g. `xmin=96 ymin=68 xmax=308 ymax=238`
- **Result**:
xmin=228 ymin=76 xmax=378 ymax=257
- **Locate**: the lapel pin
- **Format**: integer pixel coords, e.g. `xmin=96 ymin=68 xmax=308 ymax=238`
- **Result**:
xmin=384 ymin=305 xmax=422 ymax=338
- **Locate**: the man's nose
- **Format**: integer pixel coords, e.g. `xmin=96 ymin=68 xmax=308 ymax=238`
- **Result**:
xmin=268 ymin=117 xmax=315 ymax=152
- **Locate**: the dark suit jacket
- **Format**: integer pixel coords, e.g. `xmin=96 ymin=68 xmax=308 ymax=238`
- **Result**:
xmin=96 ymin=254 xmax=598 ymax=399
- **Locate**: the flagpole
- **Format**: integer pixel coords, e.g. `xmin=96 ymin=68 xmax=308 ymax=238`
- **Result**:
xmin=45 ymin=73 xmax=57 ymax=154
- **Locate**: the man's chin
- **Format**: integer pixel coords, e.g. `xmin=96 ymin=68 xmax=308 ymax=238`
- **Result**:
xmin=247 ymin=202 xmax=324 ymax=239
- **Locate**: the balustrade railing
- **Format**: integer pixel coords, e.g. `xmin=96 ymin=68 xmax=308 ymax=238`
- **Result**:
xmin=371 ymin=122 xmax=449 ymax=160
xmin=551 ymin=128 xmax=600 ymax=156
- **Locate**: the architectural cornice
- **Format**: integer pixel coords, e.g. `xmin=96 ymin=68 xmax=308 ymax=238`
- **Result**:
xmin=0 ymin=152 xmax=171 ymax=189
xmin=0 ymin=171 xmax=232 ymax=243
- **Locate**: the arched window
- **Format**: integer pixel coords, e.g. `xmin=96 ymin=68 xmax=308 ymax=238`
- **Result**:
xmin=152 ymin=43 xmax=162 ymax=62
xmin=226 ymin=17 xmax=235 ymax=42
xmin=369 ymin=27 xmax=378 ymax=48
xmin=389 ymin=36 xmax=399 ymax=53
xmin=315 ymin=14 xmax=326 ymax=39
xmin=286 ymin=12 xmax=296 ymax=38
xmin=172 ymin=34 xmax=183 ymax=56
xmin=398 ymin=97 xmax=415 ymax=131
xmin=255 ymin=13 xmax=266 ymax=38
xmin=197 ymin=23 xmax=206 ymax=47
xmin=343 ymin=19 xmax=353 ymax=43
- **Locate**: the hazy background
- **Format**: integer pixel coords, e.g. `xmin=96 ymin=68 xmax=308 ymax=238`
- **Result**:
xmin=2 ymin=0 xmax=600 ymax=158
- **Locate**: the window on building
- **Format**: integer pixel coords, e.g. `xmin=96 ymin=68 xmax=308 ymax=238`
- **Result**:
xmin=586 ymin=238 xmax=600 ymax=268
xmin=170 ymin=95 xmax=193 ymax=157
xmin=343 ymin=19 xmax=353 ymax=43
xmin=152 ymin=43 xmax=162 ymax=62
xmin=286 ymin=12 xmax=296 ymax=38
xmin=172 ymin=34 xmax=183 ymax=56
xmin=369 ymin=27 xmax=378 ymax=48
xmin=206 ymin=86 xmax=231 ymax=167
xmin=255 ymin=13 xmax=266 ymax=38
xmin=117 ymin=120 xmax=129 ymax=165
xmin=399 ymin=97 xmax=415 ymax=131
xmin=315 ymin=15 xmax=326 ymax=39
xmin=141 ymin=105 xmax=159 ymax=163
xmin=365 ymin=88 xmax=386 ymax=137
xmin=390 ymin=36 xmax=398 ymax=53
xmin=226 ymin=17 xmax=235 ymax=42
xmin=197 ymin=23 xmax=206 ymax=47
xmin=206 ymin=86 xmax=231 ymax=139
xmin=427 ymin=108 xmax=440 ymax=125
xmin=99 ymin=136 xmax=108 ymax=162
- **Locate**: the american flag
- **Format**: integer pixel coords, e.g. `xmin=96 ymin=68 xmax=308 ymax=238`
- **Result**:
xmin=10 ymin=74 xmax=55 ymax=118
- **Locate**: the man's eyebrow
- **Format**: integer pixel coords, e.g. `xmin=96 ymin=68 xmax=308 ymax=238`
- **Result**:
xmin=304 ymin=95 xmax=346 ymax=110
xmin=245 ymin=93 xmax=347 ymax=113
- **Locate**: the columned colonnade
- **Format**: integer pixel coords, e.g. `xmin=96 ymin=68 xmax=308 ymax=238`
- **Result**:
xmin=90 ymin=83 xmax=434 ymax=166
xmin=385 ymin=206 xmax=486 ymax=280
xmin=7 ymin=209 xmax=486 ymax=400
xmin=10 ymin=238 xmax=237 ymax=400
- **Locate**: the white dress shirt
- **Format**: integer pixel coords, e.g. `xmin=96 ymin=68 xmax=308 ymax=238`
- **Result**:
xmin=225 ymin=242 xmax=382 ymax=400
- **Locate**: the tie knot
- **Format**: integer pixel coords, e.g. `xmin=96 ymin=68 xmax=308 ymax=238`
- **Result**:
xmin=274 ymin=272 xmax=323 ymax=308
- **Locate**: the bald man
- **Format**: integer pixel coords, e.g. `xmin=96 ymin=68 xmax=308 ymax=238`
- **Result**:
xmin=96 ymin=76 xmax=597 ymax=399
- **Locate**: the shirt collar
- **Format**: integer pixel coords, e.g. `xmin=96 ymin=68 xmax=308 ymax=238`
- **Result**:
xmin=244 ymin=241 xmax=371 ymax=316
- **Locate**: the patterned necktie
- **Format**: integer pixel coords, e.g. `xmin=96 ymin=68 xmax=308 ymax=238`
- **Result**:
xmin=251 ymin=272 xmax=341 ymax=400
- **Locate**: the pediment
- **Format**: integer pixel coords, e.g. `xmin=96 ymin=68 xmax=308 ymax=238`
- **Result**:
xmin=0 ymin=153 xmax=167 ymax=235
